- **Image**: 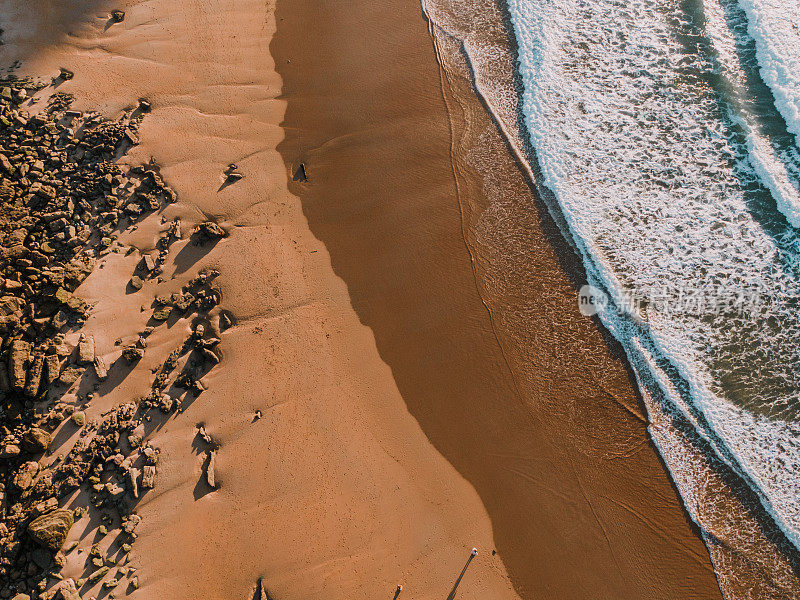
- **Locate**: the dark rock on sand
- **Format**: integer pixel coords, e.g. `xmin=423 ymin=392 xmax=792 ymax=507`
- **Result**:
xmin=141 ymin=465 xmax=156 ymax=489
xmin=44 ymin=354 xmax=61 ymax=385
xmin=21 ymin=428 xmax=51 ymax=453
xmin=205 ymin=450 xmax=217 ymax=488
xmin=293 ymin=162 xmax=308 ymax=182
xmin=195 ymin=221 xmax=226 ymax=241
xmin=23 ymin=353 xmax=43 ymax=397
xmin=27 ymin=509 xmax=74 ymax=550
xmin=9 ymin=339 xmax=30 ymax=391
xmin=122 ymin=345 xmax=145 ymax=362
xmin=130 ymin=274 xmax=144 ymax=290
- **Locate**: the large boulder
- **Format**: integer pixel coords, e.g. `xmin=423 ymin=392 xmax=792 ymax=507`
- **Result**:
xmin=14 ymin=461 xmax=39 ymax=490
xmin=194 ymin=221 xmax=225 ymax=242
xmin=28 ymin=509 xmax=74 ymax=550
xmin=44 ymin=354 xmax=61 ymax=385
xmin=9 ymin=339 xmax=30 ymax=391
xmin=22 ymin=428 xmax=51 ymax=453
xmin=23 ymin=354 xmax=43 ymax=397
xmin=77 ymin=334 xmax=95 ymax=364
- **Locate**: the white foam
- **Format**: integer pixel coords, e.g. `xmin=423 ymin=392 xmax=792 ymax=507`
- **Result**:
xmin=704 ymin=0 xmax=800 ymax=226
xmin=737 ymin=0 xmax=800 ymax=146
xmin=507 ymin=0 xmax=800 ymax=551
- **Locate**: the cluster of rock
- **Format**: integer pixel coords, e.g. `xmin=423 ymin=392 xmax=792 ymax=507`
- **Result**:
xmin=252 ymin=577 xmax=274 ymax=600
xmin=0 ymin=74 xmax=229 ymax=599
xmin=0 ymin=78 xmax=174 ymax=400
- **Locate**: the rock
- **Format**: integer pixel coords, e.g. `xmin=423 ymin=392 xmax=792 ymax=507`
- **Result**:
xmin=24 ymin=353 xmax=44 ymax=397
xmin=206 ymin=450 xmax=217 ymax=488
xmin=9 ymin=339 xmax=31 ymax=391
xmin=204 ymin=336 xmax=221 ymax=347
xmin=77 ymin=333 xmax=95 ymax=364
xmin=52 ymin=579 xmax=80 ymax=600
xmin=110 ymin=9 xmax=125 ymax=22
xmin=195 ymin=221 xmax=225 ymax=240
xmin=45 ymin=354 xmax=61 ymax=385
xmin=54 ymin=287 xmax=86 ymax=311
xmin=128 ymin=467 xmax=140 ymax=498
xmin=28 ymin=509 xmax=74 ymax=550
xmin=55 ymin=341 xmax=72 ymax=357
xmin=122 ymin=514 xmax=141 ymax=534
xmin=105 ymin=481 xmax=125 ymax=499
xmin=58 ymin=366 xmax=82 ymax=385
xmin=170 ymin=218 xmax=181 ymax=238
xmin=255 ymin=578 xmax=272 ymax=600
xmin=201 ymin=347 xmax=220 ymax=365
xmin=0 ymin=82 xmax=211 ymax=599
xmin=219 ymin=311 xmax=234 ymax=330
xmin=14 ymin=461 xmax=39 ymax=489
xmin=130 ymin=275 xmax=144 ymax=290
xmin=142 ymin=445 xmax=158 ymax=464
xmin=22 ymin=427 xmax=51 ymax=453
xmin=52 ymin=309 xmax=69 ymax=329
xmin=152 ymin=306 xmax=171 ymax=321
xmin=141 ymin=465 xmax=156 ymax=489
xmin=70 ymin=411 xmax=85 ymax=427
xmin=142 ymin=254 xmax=156 ymax=271
xmin=0 ymin=444 xmax=20 ymax=458
xmin=11 ymin=594 xmax=31 ymax=600
xmin=93 ymin=355 xmax=108 ymax=380
xmin=4 ymin=278 xmax=22 ymax=292
xmin=33 ymin=498 xmax=58 ymax=516
xmin=122 ymin=345 xmax=144 ymax=362
xmin=197 ymin=426 xmax=212 ymax=444
xmin=58 ymin=68 xmax=74 ymax=80
xmin=293 ymin=162 xmax=308 ymax=182
xmin=124 ymin=128 xmax=139 ymax=145
xmin=86 ymin=565 xmax=109 ymax=584
xmin=0 ymin=295 xmax=23 ymax=315
xmin=158 ymin=393 xmax=173 ymax=413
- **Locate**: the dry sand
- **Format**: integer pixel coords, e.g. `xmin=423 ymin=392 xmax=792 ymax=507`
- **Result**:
xmin=0 ymin=0 xmax=724 ymax=598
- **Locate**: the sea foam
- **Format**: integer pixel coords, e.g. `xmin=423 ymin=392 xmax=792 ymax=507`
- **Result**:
xmin=507 ymin=0 xmax=800 ymax=553
xmin=737 ymin=0 xmax=800 ymax=147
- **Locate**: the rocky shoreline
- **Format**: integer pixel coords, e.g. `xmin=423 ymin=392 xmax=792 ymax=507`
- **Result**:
xmin=0 ymin=75 xmax=229 ymax=599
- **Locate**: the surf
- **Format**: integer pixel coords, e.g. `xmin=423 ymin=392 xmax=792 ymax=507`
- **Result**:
xmin=506 ymin=0 xmax=800 ymax=572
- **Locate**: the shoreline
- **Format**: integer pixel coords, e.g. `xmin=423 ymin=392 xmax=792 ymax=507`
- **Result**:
xmin=478 ymin=1 xmax=800 ymax=596
xmin=273 ymin=0 xmax=725 ymax=598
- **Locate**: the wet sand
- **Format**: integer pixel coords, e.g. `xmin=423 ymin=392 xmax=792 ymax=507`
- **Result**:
xmin=272 ymin=0 xmax=724 ymax=598
xmin=0 ymin=0 xmax=723 ymax=598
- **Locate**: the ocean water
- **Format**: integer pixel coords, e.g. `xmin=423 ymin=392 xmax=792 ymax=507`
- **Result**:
xmin=505 ymin=0 xmax=800 ymax=566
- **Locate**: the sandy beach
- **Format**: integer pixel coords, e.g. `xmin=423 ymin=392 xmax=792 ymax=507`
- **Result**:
xmin=0 ymin=0 xmax=730 ymax=598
